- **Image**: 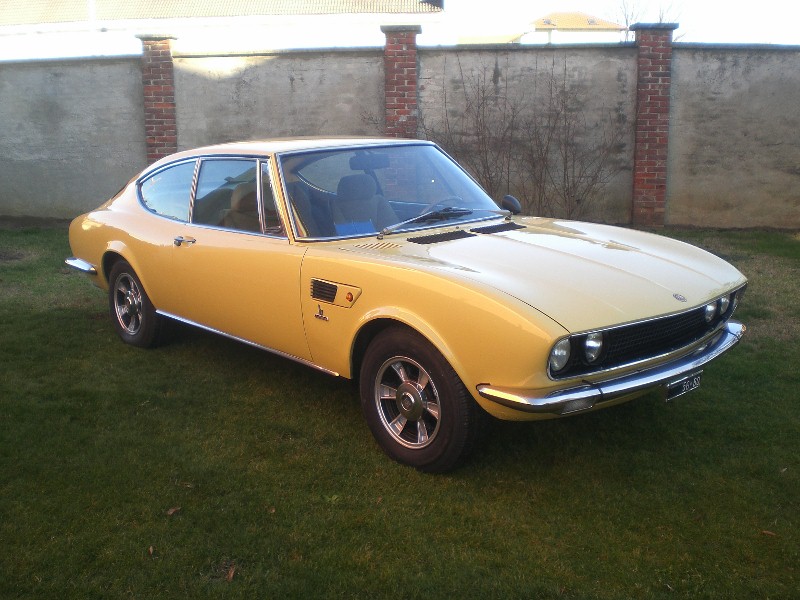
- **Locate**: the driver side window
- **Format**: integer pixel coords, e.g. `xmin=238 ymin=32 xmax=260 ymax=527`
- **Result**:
xmin=192 ymin=159 xmax=261 ymax=233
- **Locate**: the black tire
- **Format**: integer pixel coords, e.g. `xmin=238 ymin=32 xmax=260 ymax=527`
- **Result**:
xmin=359 ymin=326 xmax=482 ymax=473
xmin=108 ymin=260 xmax=163 ymax=348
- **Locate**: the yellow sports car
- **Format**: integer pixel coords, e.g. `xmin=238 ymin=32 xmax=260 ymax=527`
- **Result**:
xmin=66 ymin=138 xmax=747 ymax=472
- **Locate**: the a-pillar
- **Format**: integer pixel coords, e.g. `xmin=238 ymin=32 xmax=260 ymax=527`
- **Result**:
xmin=630 ymin=23 xmax=678 ymax=228
xmin=137 ymin=34 xmax=178 ymax=164
xmin=381 ymin=25 xmax=422 ymax=138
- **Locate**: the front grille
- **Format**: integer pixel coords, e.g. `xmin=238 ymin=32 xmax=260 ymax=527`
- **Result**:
xmin=551 ymin=288 xmax=745 ymax=380
xmin=604 ymin=308 xmax=711 ymax=367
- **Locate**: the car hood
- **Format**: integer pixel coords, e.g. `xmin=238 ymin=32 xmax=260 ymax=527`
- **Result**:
xmin=341 ymin=218 xmax=747 ymax=333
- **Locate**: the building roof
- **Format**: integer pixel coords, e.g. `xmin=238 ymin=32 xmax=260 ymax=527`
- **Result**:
xmin=1 ymin=0 xmax=442 ymax=26
xmin=534 ymin=12 xmax=624 ymax=32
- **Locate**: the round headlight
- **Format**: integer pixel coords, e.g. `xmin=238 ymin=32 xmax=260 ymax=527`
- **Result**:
xmin=549 ymin=339 xmax=572 ymax=373
xmin=719 ymin=295 xmax=731 ymax=314
xmin=584 ymin=331 xmax=603 ymax=363
xmin=585 ymin=332 xmax=604 ymax=363
xmin=704 ymin=302 xmax=717 ymax=322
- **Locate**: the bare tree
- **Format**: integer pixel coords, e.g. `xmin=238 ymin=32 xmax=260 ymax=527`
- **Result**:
xmin=619 ymin=0 xmax=684 ymax=39
xmin=421 ymin=55 xmax=625 ymax=220
xmin=618 ymin=0 xmax=642 ymax=41
xmin=419 ymin=54 xmax=523 ymax=201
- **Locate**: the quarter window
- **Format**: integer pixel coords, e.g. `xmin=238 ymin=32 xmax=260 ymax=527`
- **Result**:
xmin=261 ymin=162 xmax=284 ymax=236
xmin=139 ymin=161 xmax=195 ymax=221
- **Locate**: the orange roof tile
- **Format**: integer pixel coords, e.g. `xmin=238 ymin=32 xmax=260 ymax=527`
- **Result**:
xmin=534 ymin=12 xmax=624 ymax=32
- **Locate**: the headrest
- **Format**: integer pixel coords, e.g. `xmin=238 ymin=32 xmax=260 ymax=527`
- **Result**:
xmin=337 ymin=174 xmax=376 ymax=202
xmin=231 ymin=181 xmax=257 ymax=212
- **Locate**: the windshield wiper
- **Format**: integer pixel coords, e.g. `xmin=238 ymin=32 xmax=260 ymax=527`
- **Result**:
xmin=378 ymin=207 xmax=472 ymax=239
xmin=378 ymin=206 xmax=509 ymax=239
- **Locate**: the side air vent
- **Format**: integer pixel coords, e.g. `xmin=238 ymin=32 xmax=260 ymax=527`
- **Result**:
xmin=471 ymin=222 xmax=526 ymax=234
xmin=311 ymin=279 xmax=338 ymax=303
xmin=407 ymin=230 xmax=475 ymax=245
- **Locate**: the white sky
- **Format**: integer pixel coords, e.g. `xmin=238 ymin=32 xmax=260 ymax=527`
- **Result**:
xmin=466 ymin=0 xmax=800 ymax=45
xmin=0 ymin=0 xmax=798 ymax=60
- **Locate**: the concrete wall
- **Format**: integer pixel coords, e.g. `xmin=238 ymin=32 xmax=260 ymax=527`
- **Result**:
xmin=667 ymin=45 xmax=800 ymax=228
xmin=0 ymin=57 xmax=146 ymax=218
xmin=174 ymin=49 xmax=385 ymax=148
xmin=0 ymin=39 xmax=798 ymax=229
xmin=418 ymin=45 xmax=637 ymax=222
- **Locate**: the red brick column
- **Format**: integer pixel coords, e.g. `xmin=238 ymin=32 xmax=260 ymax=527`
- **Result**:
xmin=630 ymin=23 xmax=678 ymax=228
xmin=137 ymin=35 xmax=178 ymax=164
xmin=381 ymin=25 xmax=421 ymax=138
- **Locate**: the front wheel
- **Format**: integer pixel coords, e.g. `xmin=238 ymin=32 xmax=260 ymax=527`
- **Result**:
xmin=360 ymin=326 xmax=482 ymax=472
xmin=108 ymin=260 xmax=163 ymax=348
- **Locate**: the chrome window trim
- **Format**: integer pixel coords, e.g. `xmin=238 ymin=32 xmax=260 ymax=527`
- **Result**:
xmin=274 ymin=141 xmax=504 ymax=243
xmin=136 ymin=154 xmax=290 ymax=240
xmin=258 ymin=158 xmax=289 ymax=239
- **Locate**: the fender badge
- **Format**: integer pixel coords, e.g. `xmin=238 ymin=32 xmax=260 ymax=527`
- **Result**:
xmin=314 ymin=304 xmax=330 ymax=321
xmin=673 ymin=293 xmax=688 ymax=302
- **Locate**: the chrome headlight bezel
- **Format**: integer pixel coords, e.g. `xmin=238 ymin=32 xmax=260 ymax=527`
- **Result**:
xmin=549 ymin=338 xmax=572 ymax=373
xmin=584 ymin=331 xmax=604 ymax=364
xmin=704 ymin=301 xmax=717 ymax=322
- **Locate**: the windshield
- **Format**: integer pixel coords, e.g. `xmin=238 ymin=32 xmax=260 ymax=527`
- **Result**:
xmin=277 ymin=143 xmax=501 ymax=239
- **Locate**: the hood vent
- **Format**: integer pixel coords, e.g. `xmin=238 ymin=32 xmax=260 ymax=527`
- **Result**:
xmin=407 ymin=230 xmax=475 ymax=245
xmin=352 ymin=241 xmax=403 ymax=250
xmin=311 ymin=279 xmax=338 ymax=303
xmin=471 ymin=222 xmax=526 ymax=234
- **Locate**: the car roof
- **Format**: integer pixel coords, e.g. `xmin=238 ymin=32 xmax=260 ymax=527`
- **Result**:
xmin=148 ymin=137 xmax=433 ymax=170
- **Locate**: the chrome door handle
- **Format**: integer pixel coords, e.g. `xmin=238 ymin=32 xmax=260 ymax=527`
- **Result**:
xmin=173 ymin=236 xmax=196 ymax=247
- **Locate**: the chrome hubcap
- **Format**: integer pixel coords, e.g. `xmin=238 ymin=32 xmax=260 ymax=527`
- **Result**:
xmin=114 ymin=274 xmax=143 ymax=335
xmin=374 ymin=357 xmax=441 ymax=449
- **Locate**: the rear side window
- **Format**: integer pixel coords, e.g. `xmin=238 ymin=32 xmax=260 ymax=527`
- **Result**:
xmin=139 ymin=161 xmax=196 ymax=221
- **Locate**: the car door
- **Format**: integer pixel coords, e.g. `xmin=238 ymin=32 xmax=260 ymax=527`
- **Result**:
xmin=167 ymin=157 xmax=311 ymax=362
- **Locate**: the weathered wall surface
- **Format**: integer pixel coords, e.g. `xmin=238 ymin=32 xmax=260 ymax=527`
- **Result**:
xmin=418 ymin=46 xmax=637 ymax=223
xmin=667 ymin=46 xmax=800 ymax=228
xmin=174 ymin=49 xmax=385 ymax=148
xmin=0 ymin=39 xmax=798 ymax=228
xmin=0 ymin=58 xmax=146 ymax=218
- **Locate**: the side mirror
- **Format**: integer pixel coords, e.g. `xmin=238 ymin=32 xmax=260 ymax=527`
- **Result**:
xmin=502 ymin=195 xmax=522 ymax=215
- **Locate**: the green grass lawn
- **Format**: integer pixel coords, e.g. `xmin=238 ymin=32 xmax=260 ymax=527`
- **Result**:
xmin=1 ymin=224 xmax=797 ymax=599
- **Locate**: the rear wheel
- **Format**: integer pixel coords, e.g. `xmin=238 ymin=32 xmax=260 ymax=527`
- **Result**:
xmin=108 ymin=260 xmax=163 ymax=348
xmin=360 ymin=326 xmax=482 ymax=472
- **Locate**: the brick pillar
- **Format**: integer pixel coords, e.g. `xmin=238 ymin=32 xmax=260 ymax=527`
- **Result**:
xmin=381 ymin=25 xmax=421 ymax=138
xmin=630 ymin=23 xmax=678 ymax=228
xmin=137 ymin=35 xmax=178 ymax=164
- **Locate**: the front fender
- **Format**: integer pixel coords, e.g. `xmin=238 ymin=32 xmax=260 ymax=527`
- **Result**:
xmin=300 ymin=253 xmax=567 ymax=410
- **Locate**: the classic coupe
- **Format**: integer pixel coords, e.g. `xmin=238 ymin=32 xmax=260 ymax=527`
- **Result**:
xmin=66 ymin=138 xmax=747 ymax=472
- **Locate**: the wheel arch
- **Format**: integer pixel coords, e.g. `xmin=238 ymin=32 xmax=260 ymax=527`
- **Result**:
xmin=350 ymin=314 xmax=460 ymax=390
xmin=100 ymin=242 xmax=147 ymax=292
xmin=101 ymin=250 xmax=125 ymax=285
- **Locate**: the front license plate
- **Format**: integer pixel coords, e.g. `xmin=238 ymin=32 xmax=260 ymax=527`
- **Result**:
xmin=666 ymin=371 xmax=702 ymax=401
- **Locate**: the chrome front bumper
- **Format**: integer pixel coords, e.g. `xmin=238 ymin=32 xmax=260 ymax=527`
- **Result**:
xmin=477 ymin=320 xmax=745 ymax=415
xmin=65 ymin=257 xmax=97 ymax=275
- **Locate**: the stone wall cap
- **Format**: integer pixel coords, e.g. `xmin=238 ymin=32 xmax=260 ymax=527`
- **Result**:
xmin=135 ymin=33 xmax=178 ymax=41
xmin=630 ymin=22 xmax=679 ymax=31
xmin=380 ymin=25 xmax=422 ymax=34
